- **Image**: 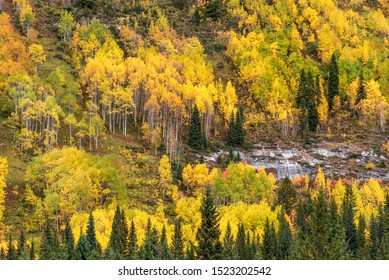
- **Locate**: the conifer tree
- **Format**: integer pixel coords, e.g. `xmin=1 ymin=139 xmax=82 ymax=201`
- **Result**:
xmin=85 ymin=212 xmax=101 ymax=259
xmin=310 ymin=189 xmax=330 ymax=259
xmin=356 ymin=215 xmax=368 ymax=259
xmin=6 ymin=233 xmax=15 ymax=260
xmin=260 ymin=219 xmax=277 ymax=260
xmin=205 ymin=0 xmax=224 ymax=20
xmin=158 ymin=225 xmax=171 ymax=260
xmin=128 ymin=220 xmax=138 ymax=260
xmin=328 ymin=222 xmax=350 ymax=260
xmin=61 ymin=221 xmax=76 ymax=260
xmin=306 ymin=72 xmax=319 ymax=132
xmin=369 ymin=214 xmax=379 ymax=259
xmin=222 ymin=222 xmax=236 ymax=260
xmin=39 ymin=218 xmax=55 ymax=260
xmin=141 ymin=219 xmax=159 ymax=260
xmin=171 ymin=219 xmax=184 ymax=260
xmin=17 ymin=229 xmax=27 ymax=260
xmin=227 ymin=112 xmax=236 ymax=146
xmin=189 ymin=105 xmax=203 ymax=150
xmin=277 ymin=177 xmax=297 ymax=215
xmin=342 ymin=187 xmax=357 ymax=256
xmin=107 ymin=206 xmax=128 ymax=259
xmin=328 ymin=53 xmax=339 ymax=110
xmin=277 ymin=210 xmax=293 ymax=260
xmin=185 ymin=242 xmax=196 ymax=260
xmin=235 ymin=223 xmax=246 ymax=259
xmin=29 ymin=240 xmax=35 ymax=260
xmin=355 ymin=71 xmax=366 ymax=105
xmin=196 ymin=188 xmax=222 ymax=260
xmin=76 ymin=234 xmax=90 ymax=260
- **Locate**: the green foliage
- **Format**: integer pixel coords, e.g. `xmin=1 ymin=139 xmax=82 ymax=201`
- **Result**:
xmin=277 ymin=177 xmax=297 ymax=215
xmin=328 ymin=54 xmax=339 ymax=110
xmin=189 ymin=105 xmax=204 ymax=150
xmin=171 ymin=219 xmax=184 ymax=260
xmin=196 ymin=188 xmax=222 ymax=260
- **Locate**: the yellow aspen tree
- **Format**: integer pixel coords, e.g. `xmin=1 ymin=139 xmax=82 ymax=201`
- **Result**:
xmin=0 ymin=157 xmax=8 ymax=226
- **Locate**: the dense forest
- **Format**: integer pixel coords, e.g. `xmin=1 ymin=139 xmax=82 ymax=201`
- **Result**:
xmin=0 ymin=0 xmax=388 ymax=260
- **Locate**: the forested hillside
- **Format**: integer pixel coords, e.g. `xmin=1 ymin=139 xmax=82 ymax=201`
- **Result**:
xmin=0 ymin=0 xmax=388 ymax=260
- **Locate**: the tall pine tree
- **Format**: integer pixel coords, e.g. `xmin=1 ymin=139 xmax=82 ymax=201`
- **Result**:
xmin=189 ymin=105 xmax=203 ymax=150
xmin=196 ymin=188 xmax=222 ymax=260
xmin=171 ymin=219 xmax=184 ymax=260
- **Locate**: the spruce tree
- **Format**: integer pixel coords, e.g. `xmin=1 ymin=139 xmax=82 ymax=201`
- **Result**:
xmin=189 ymin=105 xmax=203 ymax=150
xmin=6 ymin=233 xmax=15 ymax=260
xmin=171 ymin=219 xmax=184 ymax=260
xmin=355 ymin=71 xmax=366 ymax=105
xmin=85 ymin=212 xmax=101 ymax=259
xmin=107 ymin=206 xmax=128 ymax=259
xmin=369 ymin=214 xmax=379 ymax=259
xmin=328 ymin=222 xmax=350 ymax=260
xmin=260 ymin=219 xmax=277 ymax=260
xmin=29 ymin=240 xmax=35 ymax=260
xmin=61 ymin=221 xmax=76 ymax=260
xmin=205 ymin=0 xmax=224 ymax=20
xmin=310 ymin=189 xmax=330 ymax=259
xmin=141 ymin=219 xmax=159 ymax=260
xmin=76 ymin=234 xmax=90 ymax=260
xmin=17 ymin=229 xmax=28 ymax=260
xmin=277 ymin=177 xmax=297 ymax=215
xmin=39 ymin=218 xmax=55 ymax=260
xmin=276 ymin=210 xmax=293 ymax=260
xmin=158 ymin=225 xmax=172 ymax=259
xmin=235 ymin=223 xmax=246 ymax=259
xmin=128 ymin=220 xmax=138 ymax=260
xmin=185 ymin=242 xmax=196 ymax=260
xmin=222 ymin=222 xmax=236 ymax=259
xmin=328 ymin=53 xmax=339 ymax=110
xmin=227 ymin=112 xmax=236 ymax=146
xmin=356 ymin=215 xmax=368 ymax=259
xmin=196 ymin=188 xmax=222 ymax=260
xmin=342 ymin=186 xmax=357 ymax=256
xmin=0 ymin=246 xmax=5 ymax=260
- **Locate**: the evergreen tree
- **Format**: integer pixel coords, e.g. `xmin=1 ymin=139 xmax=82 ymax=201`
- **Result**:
xmin=185 ymin=242 xmax=196 ymax=260
xmin=245 ymin=231 xmax=254 ymax=260
xmin=107 ymin=206 xmax=128 ymax=259
xmin=171 ymin=219 xmax=184 ymax=260
xmin=196 ymin=188 xmax=222 ymax=260
xmin=6 ymin=233 xmax=15 ymax=260
xmin=222 ymin=222 xmax=236 ymax=260
xmin=227 ymin=112 xmax=236 ymax=146
xmin=277 ymin=210 xmax=293 ymax=260
xmin=310 ymin=189 xmax=330 ymax=259
xmin=76 ymin=234 xmax=90 ymax=260
xmin=342 ymin=186 xmax=357 ymax=256
xmin=277 ymin=177 xmax=297 ymax=215
xmin=141 ymin=219 xmax=159 ymax=260
xmin=189 ymin=105 xmax=203 ymax=150
xmin=355 ymin=71 xmax=366 ymax=105
xmin=356 ymin=215 xmax=368 ymax=259
xmin=86 ymin=212 xmax=101 ymax=258
xmin=128 ymin=220 xmax=138 ymax=260
xmin=260 ymin=219 xmax=277 ymax=260
xmin=158 ymin=225 xmax=172 ymax=259
xmin=369 ymin=214 xmax=379 ymax=259
xmin=205 ymin=0 xmax=224 ymax=20
xmin=61 ymin=221 xmax=76 ymax=260
xmin=39 ymin=218 xmax=55 ymax=260
xmin=328 ymin=222 xmax=350 ymax=260
xmin=328 ymin=53 xmax=339 ymax=110
xmin=29 ymin=240 xmax=35 ymax=260
xmin=235 ymin=223 xmax=246 ymax=259
xmin=17 ymin=229 xmax=28 ymax=260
